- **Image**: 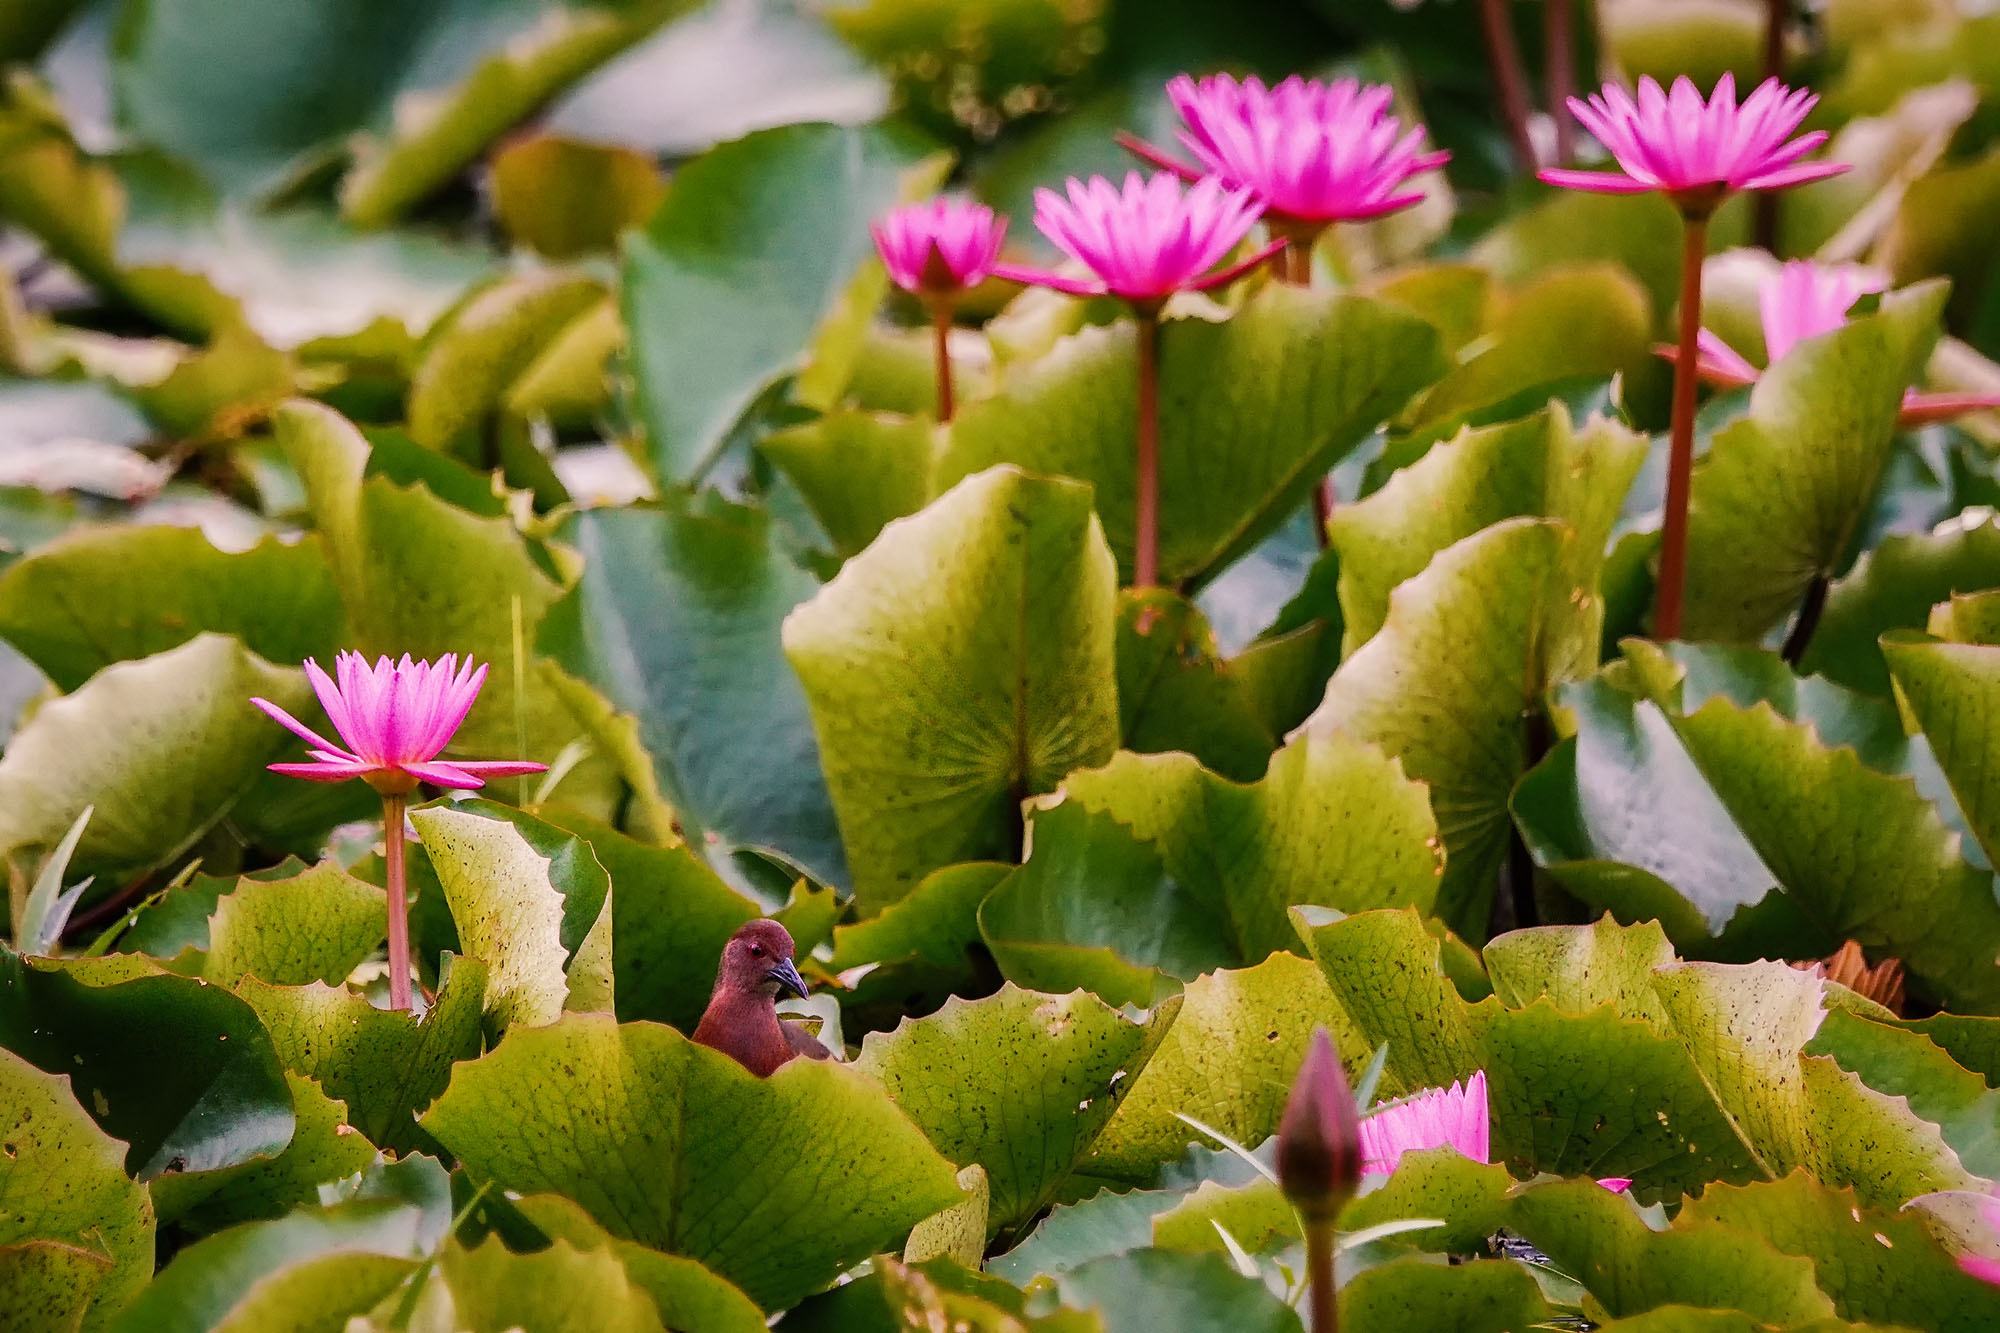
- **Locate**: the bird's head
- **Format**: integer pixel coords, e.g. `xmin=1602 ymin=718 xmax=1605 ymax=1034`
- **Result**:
xmin=719 ymin=919 xmax=808 ymax=999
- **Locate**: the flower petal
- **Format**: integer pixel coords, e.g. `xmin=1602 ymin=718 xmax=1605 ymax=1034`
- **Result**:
xmin=251 ymin=696 xmax=353 ymax=758
xmin=403 ymin=759 xmax=487 ymax=789
xmin=1537 ymin=168 xmax=1656 ymax=194
xmin=269 ymin=760 xmax=380 ymax=782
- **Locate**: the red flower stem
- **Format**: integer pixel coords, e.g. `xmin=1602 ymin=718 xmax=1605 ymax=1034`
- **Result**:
xmin=1755 ymin=0 xmax=1787 ymax=250
xmin=382 ymin=790 xmax=412 ymax=1012
xmin=1286 ymin=240 xmax=1312 ymax=285
xmin=1265 ymin=226 xmax=1337 ymax=545
xmin=1476 ymin=0 xmax=1539 ymax=171
xmin=1135 ymin=311 xmax=1161 ymax=588
xmin=1657 ymin=213 xmax=1710 ymax=641
xmin=929 ymin=297 xmax=955 ymax=423
xmin=1304 ymin=1217 xmax=1337 ymax=1333
xmin=1546 ymin=0 xmax=1578 ymax=165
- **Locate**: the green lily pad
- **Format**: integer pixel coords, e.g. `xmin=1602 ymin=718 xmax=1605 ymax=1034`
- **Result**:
xmin=422 ymin=1013 xmax=964 ymax=1310
xmin=1340 ymin=1148 xmax=1512 ymax=1255
xmin=0 ymin=525 xmax=344 ymax=692
xmin=623 ymin=120 xmax=948 ymax=483
xmin=1508 ymin=1178 xmax=1834 ymax=1325
xmin=1517 ymin=658 xmax=2000 ymax=1012
xmin=1483 ymin=915 xmax=1678 ymax=1024
xmin=855 ymin=986 xmax=1172 ymax=1238
xmin=1804 ymin=1007 xmax=2000 ymax=1183
xmin=1339 ymin=1256 xmax=1552 ymax=1333
xmin=539 ymin=494 xmax=848 ymax=888
xmin=436 ymin=1234 xmax=671 ymax=1333
xmin=338 ymin=0 xmax=691 ymax=229
xmin=759 ymin=410 xmax=936 ymax=562
xmin=0 ymin=1240 xmax=111 ymax=1333
xmin=527 ymin=811 xmax=758 ymax=1034
xmin=489 ymin=134 xmax=667 ymax=260
xmin=1408 ymin=265 xmax=1651 ymax=432
xmin=236 ymin=955 xmax=487 ymax=1154
xmin=1798 ymin=500 xmax=2000 ymax=697
xmin=1114 ymin=589 xmax=1281 ymax=782
xmin=148 ymin=1071 xmax=377 ymax=1233
xmin=1148 ymin=1176 xmax=1296 ymax=1255
xmin=1055 ymin=737 xmax=1443 ymax=962
xmin=0 ymin=951 xmax=293 ymax=1181
xmin=0 ymin=1048 xmax=154 ymax=1328
xmin=1297 ymin=517 xmax=1585 ymax=936
xmin=505 ymin=1193 xmax=767 ymax=1333
xmin=978 ymin=802 xmax=1225 ymax=1006
xmin=1297 ymin=908 xmax=1484 ymax=1093
xmin=1086 ymin=950 xmax=1367 ymax=1185
xmin=784 ymin=466 xmax=1119 ymax=909
xmin=1651 ymin=961 xmax=1977 ymax=1206
xmin=410 ymin=800 xmax=614 ymax=1032
xmin=1684 ymin=282 xmax=1948 ymax=642
xmin=201 ymin=860 xmax=385 ymax=989
xmin=1679 ymin=1173 xmax=2000 ymax=1332
xmin=1054 ymin=1249 xmax=1302 ymax=1333
xmin=406 ymin=271 xmax=608 ymax=458
xmin=108 ymin=1195 xmax=436 ymax=1333
xmin=1328 ymin=402 xmax=1645 ymax=652
xmin=0 ymin=633 xmax=311 ymax=882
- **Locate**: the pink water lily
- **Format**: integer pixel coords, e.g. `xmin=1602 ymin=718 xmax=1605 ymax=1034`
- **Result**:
xmin=1540 ymin=73 xmax=1847 ymax=210
xmin=1668 ymin=260 xmax=2000 ymax=426
xmin=872 ymin=197 xmax=1008 ymax=423
xmin=1125 ymin=74 xmax=1447 ymax=230
xmin=1361 ymin=1070 xmax=1631 ymax=1192
xmin=992 ymin=171 xmax=1276 ymax=590
xmin=253 ymin=652 xmax=546 ymax=796
xmin=1361 ymin=1071 xmax=1490 ymax=1174
xmin=872 ymin=197 xmax=1007 ymax=297
xmin=1540 ymin=73 xmax=1849 ymax=642
xmin=990 ymin=171 xmax=1277 ymax=307
xmin=255 ymin=651 xmax=547 ymax=1013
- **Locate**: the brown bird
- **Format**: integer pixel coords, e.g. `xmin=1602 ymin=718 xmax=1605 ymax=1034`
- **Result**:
xmin=692 ymin=919 xmax=831 ymax=1076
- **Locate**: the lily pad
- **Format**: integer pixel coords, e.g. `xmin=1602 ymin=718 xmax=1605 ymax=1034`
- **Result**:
xmin=784 ymin=466 xmax=1119 ymax=908
xmin=422 ymin=1013 xmax=964 ymax=1310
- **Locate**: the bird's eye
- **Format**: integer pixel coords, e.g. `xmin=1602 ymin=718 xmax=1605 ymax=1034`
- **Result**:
xmin=750 ymin=944 xmax=765 ymax=957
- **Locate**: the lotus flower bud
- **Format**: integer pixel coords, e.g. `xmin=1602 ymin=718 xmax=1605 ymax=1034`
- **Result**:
xmin=1276 ymin=1027 xmax=1362 ymax=1223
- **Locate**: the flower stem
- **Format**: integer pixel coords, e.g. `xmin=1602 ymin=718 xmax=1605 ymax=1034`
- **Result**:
xmin=1476 ymin=0 xmax=1539 ymax=172
xmin=930 ymin=298 xmax=956 ymax=423
xmin=1304 ymin=1217 xmax=1337 ymax=1333
xmin=1285 ymin=239 xmax=1312 ymax=286
xmin=1657 ymin=212 xmax=1710 ymax=641
xmin=1781 ymin=572 xmax=1829 ymax=666
xmin=382 ymin=791 xmax=412 ymax=1012
xmin=1546 ymin=0 xmax=1578 ymax=165
xmin=1755 ymin=0 xmax=1788 ymax=250
xmin=1135 ymin=312 xmax=1161 ymax=588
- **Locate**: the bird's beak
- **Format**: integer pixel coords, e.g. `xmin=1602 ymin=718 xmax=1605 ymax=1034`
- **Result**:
xmin=768 ymin=957 xmax=809 ymax=1000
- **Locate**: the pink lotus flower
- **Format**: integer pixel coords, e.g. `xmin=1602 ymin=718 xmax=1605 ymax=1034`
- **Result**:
xmin=990 ymin=172 xmax=1279 ymax=308
xmin=1361 ymin=1070 xmax=1631 ymax=1192
xmin=872 ymin=198 xmax=1007 ymax=297
xmin=1360 ymin=1071 xmax=1490 ymax=1174
xmin=1128 ymin=73 xmax=1447 ymax=226
xmin=1540 ymin=74 xmax=1847 ymax=211
xmin=1965 ymin=1254 xmax=2000 ymax=1287
xmin=1671 ymin=261 xmax=2000 ymax=426
xmin=253 ymin=652 xmax=547 ymax=796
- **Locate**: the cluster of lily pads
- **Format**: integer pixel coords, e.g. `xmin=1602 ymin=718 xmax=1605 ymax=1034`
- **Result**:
xmin=11 ymin=0 xmax=2000 ymax=1331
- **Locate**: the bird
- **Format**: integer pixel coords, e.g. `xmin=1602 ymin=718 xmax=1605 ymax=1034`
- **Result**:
xmin=692 ymin=919 xmax=831 ymax=1077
